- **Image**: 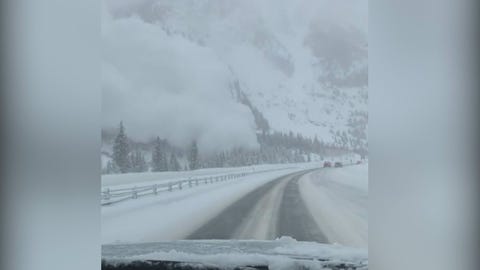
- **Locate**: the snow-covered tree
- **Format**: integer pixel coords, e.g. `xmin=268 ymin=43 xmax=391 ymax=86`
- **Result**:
xmin=151 ymin=137 xmax=167 ymax=172
xmin=105 ymin=160 xmax=118 ymax=174
xmin=130 ymin=150 xmax=147 ymax=172
xmin=113 ymin=121 xmax=130 ymax=173
xmin=188 ymin=140 xmax=199 ymax=170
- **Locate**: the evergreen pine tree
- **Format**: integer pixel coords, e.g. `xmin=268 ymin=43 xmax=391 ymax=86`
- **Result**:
xmin=188 ymin=140 xmax=199 ymax=170
xmin=113 ymin=121 xmax=130 ymax=173
xmin=130 ymin=150 xmax=147 ymax=172
xmin=151 ymin=137 xmax=163 ymax=172
xmin=106 ymin=160 xmax=118 ymax=174
xmin=159 ymin=151 xmax=168 ymax=171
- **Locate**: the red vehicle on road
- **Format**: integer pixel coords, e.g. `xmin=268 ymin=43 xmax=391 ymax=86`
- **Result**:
xmin=323 ymin=161 xmax=332 ymax=168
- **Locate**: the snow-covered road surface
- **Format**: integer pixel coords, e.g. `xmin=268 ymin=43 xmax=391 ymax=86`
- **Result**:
xmin=300 ymin=164 xmax=368 ymax=248
xmin=102 ymin=164 xmax=368 ymax=249
xmin=101 ymin=168 xmax=307 ymax=244
xmin=188 ymin=170 xmax=328 ymax=242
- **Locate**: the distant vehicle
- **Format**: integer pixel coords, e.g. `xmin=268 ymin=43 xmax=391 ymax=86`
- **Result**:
xmin=334 ymin=162 xmax=343 ymax=167
xmin=323 ymin=161 xmax=332 ymax=168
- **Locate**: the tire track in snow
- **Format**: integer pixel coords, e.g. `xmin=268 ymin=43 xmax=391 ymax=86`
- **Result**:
xmin=299 ymin=169 xmax=368 ymax=248
xmin=231 ymin=175 xmax=290 ymax=240
xmin=186 ymin=169 xmax=327 ymax=242
xmin=276 ymin=174 xmax=329 ymax=243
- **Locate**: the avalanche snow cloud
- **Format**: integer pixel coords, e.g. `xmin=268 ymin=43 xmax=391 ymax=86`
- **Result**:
xmin=102 ymin=5 xmax=258 ymax=153
xmin=102 ymin=0 xmax=368 ymax=151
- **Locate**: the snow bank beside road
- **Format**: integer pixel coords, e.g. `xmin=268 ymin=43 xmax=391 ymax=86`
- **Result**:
xmin=102 ymin=163 xmax=316 ymax=188
xmin=299 ymin=164 xmax=368 ymax=248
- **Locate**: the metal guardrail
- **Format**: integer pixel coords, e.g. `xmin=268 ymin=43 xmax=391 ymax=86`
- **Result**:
xmin=101 ymin=167 xmax=296 ymax=206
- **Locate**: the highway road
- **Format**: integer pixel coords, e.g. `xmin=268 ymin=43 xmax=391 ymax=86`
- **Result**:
xmin=187 ymin=169 xmax=329 ymax=243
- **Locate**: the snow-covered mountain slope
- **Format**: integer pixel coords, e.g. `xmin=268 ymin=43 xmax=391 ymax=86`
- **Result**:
xmin=104 ymin=0 xmax=367 ymax=151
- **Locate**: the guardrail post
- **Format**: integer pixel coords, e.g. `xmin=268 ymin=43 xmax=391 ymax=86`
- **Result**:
xmin=189 ymin=180 xmax=192 ymax=188
xmin=153 ymin=184 xmax=157 ymax=195
xmin=168 ymin=183 xmax=172 ymax=192
xmin=104 ymin=188 xmax=110 ymax=200
xmin=196 ymin=179 xmax=199 ymax=186
xmin=179 ymin=182 xmax=182 ymax=190
xmin=132 ymin=187 xmax=138 ymax=199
